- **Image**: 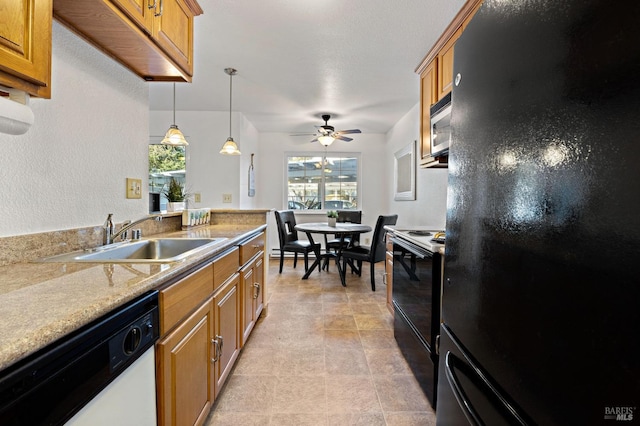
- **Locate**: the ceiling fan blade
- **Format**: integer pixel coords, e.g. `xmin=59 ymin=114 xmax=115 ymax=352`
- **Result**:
xmin=309 ymin=137 xmax=319 ymax=143
xmin=335 ymin=135 xmax=353 ymax=142
xmin=290 ymin=133 xmax=318 ymax=136
xmin=335 ymin=129 xmax=361 ymax=135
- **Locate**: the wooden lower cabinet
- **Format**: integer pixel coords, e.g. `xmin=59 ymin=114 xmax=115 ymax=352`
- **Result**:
xmin=212 ymin=274 xmax=240 ymax=399
xmin=385 ymin=234 xmax=394 ymax=314
xmin=155 ymin=235 xmax=264 ymax=426
xmin=240 ymin=254 xmax=264 ymax=346
xmin=156 ymin=296 xmax=214 ymax=426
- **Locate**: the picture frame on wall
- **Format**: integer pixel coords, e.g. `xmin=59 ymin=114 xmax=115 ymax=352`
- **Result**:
xmin=394 ymin=141 xmax=416 ymax=201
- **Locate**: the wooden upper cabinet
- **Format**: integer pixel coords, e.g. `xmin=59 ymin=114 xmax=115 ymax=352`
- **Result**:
xmin=53 ymin=0 xmax=203 ymax=82
xmin=110 ymin=0 xmax=154 ymax=32
xmin=153 ymin=0 xmax=194 ymax=75
xmin=0 ymin=0 xmax=52 ymax=98
xmin=420 ymin=60 xmax=437 ymax=160
xmin=437 ymin=27 xmax=462 ymax=101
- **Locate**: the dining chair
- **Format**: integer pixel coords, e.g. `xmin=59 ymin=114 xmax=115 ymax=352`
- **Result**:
xmin=323 ymin=210 xmax=362 ymax=271
xmin=340 ymin=214 xmax=398 ymax=291
xmin=274 ymin=210 xmax=321 ymax=274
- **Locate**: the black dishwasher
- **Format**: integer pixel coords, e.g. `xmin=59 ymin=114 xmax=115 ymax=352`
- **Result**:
xmin=391 ymin=236 xmax=442 ymax=408
xmin=0 ymin=290 xmax=159 ymax=425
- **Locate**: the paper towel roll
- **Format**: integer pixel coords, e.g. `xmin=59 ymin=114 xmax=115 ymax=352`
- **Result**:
xmin=0 ymin=95 xmax=34 ymax=135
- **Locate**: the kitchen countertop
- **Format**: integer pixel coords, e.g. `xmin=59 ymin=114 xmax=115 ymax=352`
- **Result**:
xmin=385 ymin=226 xmax=445 ymax=254
xmin=0 ymin=224 xmax=266 ymax=371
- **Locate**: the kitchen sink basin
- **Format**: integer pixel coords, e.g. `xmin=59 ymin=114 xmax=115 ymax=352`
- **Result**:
xmin=39 ymin=238 xmax=227 ymax=263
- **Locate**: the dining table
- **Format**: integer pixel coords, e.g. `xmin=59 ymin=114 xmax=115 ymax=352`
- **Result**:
xmin=294 ymin=222 xmax=372 ymax=285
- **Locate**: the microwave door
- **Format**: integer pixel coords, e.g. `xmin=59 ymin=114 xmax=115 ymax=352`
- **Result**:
xmin=431 ymin=104 xmax=452 ymax=156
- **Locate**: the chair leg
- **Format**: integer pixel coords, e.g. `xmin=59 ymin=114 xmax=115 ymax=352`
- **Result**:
xmin=304 ymin=252 xmax=309 ymax=272
xmin=293 ymin=253 xmax=298 ymax=269
xmin=279 ymin=251 xmax=284 ymax=273
xmin=370 ymin=261 xmax=376 ymax=291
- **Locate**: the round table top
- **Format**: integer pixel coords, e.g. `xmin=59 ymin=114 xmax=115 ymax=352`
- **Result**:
xmin=295 ymin=222 xmax=372 ymax=234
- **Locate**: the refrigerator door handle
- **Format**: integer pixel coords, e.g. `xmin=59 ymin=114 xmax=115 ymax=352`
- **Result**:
xmin=445 ymin=351 xmax=529 ymax=426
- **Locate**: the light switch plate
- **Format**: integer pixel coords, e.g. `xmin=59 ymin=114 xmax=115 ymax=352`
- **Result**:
xmin=126 ymin=178 xmax=142 ymax=199
xmin=223 ymin=193 xmax=232 ymax=203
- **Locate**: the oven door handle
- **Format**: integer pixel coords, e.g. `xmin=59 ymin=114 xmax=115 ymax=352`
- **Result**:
xmin=390 ymin=237 xmax=432 ymax=259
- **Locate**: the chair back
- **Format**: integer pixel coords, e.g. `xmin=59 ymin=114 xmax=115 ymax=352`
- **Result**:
xmin=337 ymin=210 xmax=362 ymax=224
xmin=370 ymin=215 xmax=398 ymax=262
xmin=274 ymin=210 xmax=300 ymax=247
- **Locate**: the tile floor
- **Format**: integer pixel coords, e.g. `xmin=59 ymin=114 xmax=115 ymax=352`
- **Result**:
xmin=206 ymin=257 xmax=436 ymax=426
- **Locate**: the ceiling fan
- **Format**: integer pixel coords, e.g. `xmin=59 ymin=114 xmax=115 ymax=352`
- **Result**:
xmin=291 ymin=114 xmax=361 ymax=146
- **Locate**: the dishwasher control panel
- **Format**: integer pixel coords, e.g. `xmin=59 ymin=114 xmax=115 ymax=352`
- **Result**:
xmin=108 ymin=311 xmax=158 ymax=373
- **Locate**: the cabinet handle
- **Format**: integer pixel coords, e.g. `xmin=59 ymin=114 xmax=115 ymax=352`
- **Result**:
xmin=253 ymin=282 xmax=261 ymax=299
xmin=217 ymin=335 xmax=224 ymax=356
xmin=147 ymin=0 xmax=156 ymax=9
xmin=154 ymin=0 xmax=164 ymax=17
xmin=382 ymin=273 xmax=387 ymax=285
xmin=211 ymin=337 xmax=220 ymax=363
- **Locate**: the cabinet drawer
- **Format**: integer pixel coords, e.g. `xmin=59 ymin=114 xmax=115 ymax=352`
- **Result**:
xmin=239 ymin=233 xmax=265 ymax=265
xmin=160 ymin=263 xmax=213 ymax=334
xmin=213 ymin=247 xmax=240 ymax=292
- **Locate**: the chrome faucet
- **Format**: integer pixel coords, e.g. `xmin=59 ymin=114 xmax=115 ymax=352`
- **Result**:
xmin=103 ymin=213 xmax=163 ymax=245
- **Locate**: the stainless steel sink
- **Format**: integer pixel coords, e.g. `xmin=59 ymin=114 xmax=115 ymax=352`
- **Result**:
xmin=39 ymin=238 xmax=227 ymax=263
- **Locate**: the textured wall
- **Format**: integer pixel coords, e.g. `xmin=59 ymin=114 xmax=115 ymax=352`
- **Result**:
xmin=0 ymin=23 xmax=149 ymax=237
xmin=386 ymin=103 xmax=448 ymax=230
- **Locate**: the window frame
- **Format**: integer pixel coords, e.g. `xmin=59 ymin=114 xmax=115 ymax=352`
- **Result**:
xmin=284 ymin=151 xmax=362 ymax=213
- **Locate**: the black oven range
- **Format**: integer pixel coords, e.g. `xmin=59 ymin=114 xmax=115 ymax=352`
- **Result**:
xmin=390 ymin=230 xmax=444 ymax=408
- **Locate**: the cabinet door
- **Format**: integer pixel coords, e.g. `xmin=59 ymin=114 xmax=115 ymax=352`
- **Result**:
xmin=111 ymin=0 xmax=154 ymax=32
xmin=253 ymin=256 xmax=265 ymax=319
xmin=0 ymin=0 xmax=52 ymax=98
xmin=213 ymin=274 xmax=240 ymax=399
xmin=157 ymin=297 xmax=214 ymax=426
xmin=241 ymin=261 xmax=256 ymax=345
xmin=241 ymin=254 xmax=264 ymax=346
xmin=153 ymin=0 xmax=194 ymax=75
xmin=420 ymin=60 xmax=437 ymax=161
xmin=437 ymin=27 xmax=462 ymax=100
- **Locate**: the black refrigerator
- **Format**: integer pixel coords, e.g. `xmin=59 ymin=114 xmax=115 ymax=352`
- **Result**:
xmin=437 ymin=1 xmax=640 ymax=425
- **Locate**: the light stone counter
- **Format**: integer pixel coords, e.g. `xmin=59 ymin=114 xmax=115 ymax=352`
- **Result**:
xmin=0 ymin=223 xmax=266 ymax=371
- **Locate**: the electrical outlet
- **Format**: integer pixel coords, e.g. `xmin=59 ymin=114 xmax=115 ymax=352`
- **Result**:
xmin=223 ymin=193 xmax=232 ymax=203
xmin=126 ymin=178 xmax=142 ymax=199
xmin=194 ymin=193 xmax=201 ymax=203
xmin=364 ymin=237 xmax=371 ymax=245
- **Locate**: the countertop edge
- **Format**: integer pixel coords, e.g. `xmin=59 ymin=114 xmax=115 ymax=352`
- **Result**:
xmin=0 ymin=224 xmax=266 ymax=371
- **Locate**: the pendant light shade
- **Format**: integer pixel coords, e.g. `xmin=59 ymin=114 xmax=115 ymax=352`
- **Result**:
xmin=220 ymin=67 xmax=241 ymax=155
xmin=162 ymin=83 xmax=188 ymax=146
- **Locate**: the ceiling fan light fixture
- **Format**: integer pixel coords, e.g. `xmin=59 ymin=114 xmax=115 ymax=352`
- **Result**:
xmin=162 ymin=82 xmax=188 ymax=146
xmin=220 ymin=67 xmax=241 ymax=156
xmin=318 ymin=135 xmax=335 ymax=146
xmin=220 ymin=136 xmax=241 ymax=155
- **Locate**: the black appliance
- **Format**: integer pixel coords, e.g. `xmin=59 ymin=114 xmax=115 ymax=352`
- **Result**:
xmin=430 ymin=91 xmax=452 ymax=157
xmin=391 ymin=234 xmax=443 ymax=407
xmin=438 ymin=1 xmax=640 ymax=425
xmin=0 ymin=290 xmax=159 ymax=425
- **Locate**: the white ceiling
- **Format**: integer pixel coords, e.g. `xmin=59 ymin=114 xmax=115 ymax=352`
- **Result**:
xmin=148 ymin=0 xmax=465 ymax=135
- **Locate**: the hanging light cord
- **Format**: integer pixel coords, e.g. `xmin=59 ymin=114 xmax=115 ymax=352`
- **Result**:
xmin=172 ymin=82 xmax=177 ymax=125
xmin=228 ymin=71 xmax=233 ymax=137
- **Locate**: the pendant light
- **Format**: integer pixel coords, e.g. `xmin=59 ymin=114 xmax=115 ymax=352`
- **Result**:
xmin=220 ymin=67 xmax=241 ymax=155
xmin=161 ymin=82 xmax=188 ymax=146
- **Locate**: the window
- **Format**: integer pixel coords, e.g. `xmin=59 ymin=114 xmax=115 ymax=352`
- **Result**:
xmin=286 ymin=153 xmax=360 ymax=210
xmin=149 ymin=144 xmax=186 ymax=211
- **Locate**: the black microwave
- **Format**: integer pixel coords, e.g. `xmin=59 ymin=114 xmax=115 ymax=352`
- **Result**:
xmin=430 ymin=92 xmax=452 ymax=157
